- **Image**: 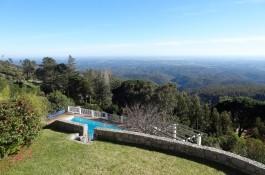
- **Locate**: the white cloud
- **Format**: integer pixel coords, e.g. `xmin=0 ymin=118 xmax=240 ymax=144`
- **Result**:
xmin=76 ymin=36 xmax=265 ymax=56
xmin=2 ymin=36 xmax=265 ymax=57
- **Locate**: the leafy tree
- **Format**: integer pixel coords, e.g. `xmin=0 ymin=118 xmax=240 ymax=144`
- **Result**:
xmin=0 ymin=59 xmax=23 ymax=81
xmin=36 ymin=57 xmax=57 ymax=93
xmin=189 ymin=95 xmax=202 ymax=130
xmin=42 ymin=57 xmax=57 ymax=69
xmin=174 ymin=92 xmax=190 ymax=125
xmin=67 ymin=55 xmax=76 ymax=74
xmin=216 ymin=97 xmax=265 ymax=136
xmin=152 ymin=83 xmax=178 ymax=113
xmin=210 ymin=108 xmax=220 ymax=136
xmin=66 ymin=55 xmax=78 ymax=95
xmin=68 ymin=71 xmax=95 ymax=105
xmin=21 ymin=59 xmax=36 ymax=80
xmin=37 ymin=58 xmax=75 ymax=94
xmin=53 ymin=63 xmax=69 ymax=93
xmin=110 ymin=77 xmax=123 ymax=90
xmin=47 ymin=91 xmax=74 ymax=112
xmin=93 ymin=72 xmax=112 ymax=108
xmin=113 ymin=80 xmax=156 ymax=107
xmin=253 ymin=117 xmax=265 ymax=139
xmin=201 ymin=104 xmax=211 ymax=132
xmin=219 ymin=111 xmax=233 ymax=135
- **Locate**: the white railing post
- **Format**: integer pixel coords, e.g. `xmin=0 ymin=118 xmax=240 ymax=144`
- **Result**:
xmin=196 ymin=134 xmax=202 ymax=146
xmin=106 ymin=113 xmax=109 ymax=120
xmin=78 ymin=106 xmax=82 ymax=114
xmin=172 ymin=124 xmax=177 ymax=139
xmin=120 ymin=116 xmax=124 ymax=123
xmin=91 ymin=110 xmax=94 ymax=118
xmin=67 ymin=106 xmax=70 ymax=112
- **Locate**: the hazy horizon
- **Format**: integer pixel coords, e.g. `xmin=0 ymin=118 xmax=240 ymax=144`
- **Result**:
xmin=3 ymin=56 xmax=265 ymax=63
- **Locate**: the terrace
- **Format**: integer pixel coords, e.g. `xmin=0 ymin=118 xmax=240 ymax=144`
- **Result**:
xmin=42 ymin=106 xmax=265 ymax=174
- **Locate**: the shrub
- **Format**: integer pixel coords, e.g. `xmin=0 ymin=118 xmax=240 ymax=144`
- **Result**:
xmin=82 ymin=103 xmax=102 ymax=111
xmin=232 ymin=137 xmax=247 ymax=157
xmin=0 ymin=86 xmax=10 ymax=101
xmin=0 ymin=98 xmax=41 ymax=158
xmin=47 ymin=91 xmax=74 ymax=112
xmin=0 ymin=78 xmax=10 ymax=101
xmin=103 ymin=104 xmax=120 ymax=114
xmin=19 ymin=93 xmax=50 ymax=120
xmin=219 ymin=133 xmax=238 ymax=151
xmin=204 ymin=134 xmax=249 ymax=157
xmin=245 ymin=138 xmax=265 ymax=164
xmin=202 ymin=136 xmax=220 ymax=148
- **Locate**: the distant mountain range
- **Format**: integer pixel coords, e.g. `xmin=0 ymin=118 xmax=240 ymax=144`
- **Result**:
xmin=76 ymin=58 xmax=265 ymax=90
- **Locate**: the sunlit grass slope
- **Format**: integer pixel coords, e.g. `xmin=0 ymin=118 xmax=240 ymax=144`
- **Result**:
xmin=0 ymin=130 xmax=235 ymax=175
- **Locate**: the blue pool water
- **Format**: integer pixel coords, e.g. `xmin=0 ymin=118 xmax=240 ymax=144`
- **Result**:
xmin=71 ymin=117 xmax=120 ymax=140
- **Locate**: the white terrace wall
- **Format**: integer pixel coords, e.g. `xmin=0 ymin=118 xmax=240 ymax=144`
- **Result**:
xmin=94 ymin=128 xmax=265 ymax=175
xmin=47 ymin=119 xmax=89 ymax=143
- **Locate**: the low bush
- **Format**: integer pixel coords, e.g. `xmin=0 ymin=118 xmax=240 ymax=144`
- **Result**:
xmin=231 ymin=137 xmax=247 ymax=157
xmin=0 ymin=98 xmax=41 ymax=158
xmin=82 ymin=103 xmax=102 ymax=111
xmin=47 ymin=91 xmax=74 ymax=112
xmin=104 ymin=104 xmax=120 ymax=114
xmin=246 ymin=138 xmax=265 ymax=164
xmin=0 ymin=78 xmax=10 ymax=101
xmin=202 ymin=136 xmax=220 ymax=148
xmin=20 ymin=93 xmax=50 ymax=120
xmin=203 ymin=134 xmax=265 ymax=164
xmin=219 ymin=133 xmax=238 ymax=151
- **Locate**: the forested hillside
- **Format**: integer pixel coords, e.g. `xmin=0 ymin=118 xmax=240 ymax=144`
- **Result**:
xmin=76 ymin=58 xmax=265 ymax=90
xmin=195 ymin=84 xmax=265 ymax=104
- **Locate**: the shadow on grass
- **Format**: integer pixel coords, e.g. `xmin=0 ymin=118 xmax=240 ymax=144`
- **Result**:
xmin=43 ymin=121 xmax=82 ymax=135
xmin=94 ymin=138 xmax=247 ymax=175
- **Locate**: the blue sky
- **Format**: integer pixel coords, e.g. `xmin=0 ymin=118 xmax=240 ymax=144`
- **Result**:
xmin=0 ymin=0 xmax=265 ymax=58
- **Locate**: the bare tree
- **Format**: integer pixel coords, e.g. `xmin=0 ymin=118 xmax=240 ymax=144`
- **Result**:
xmin=123 ymin=104 xmax=173 ymax=136
xmin=123 ymin=104 xmax=204 ymax=143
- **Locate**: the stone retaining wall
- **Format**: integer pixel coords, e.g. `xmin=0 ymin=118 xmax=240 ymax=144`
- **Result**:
xmin=47 ymin=119 xmax=88 ymax=142
xmin=94 ymin=128 xmax=265 ymax=175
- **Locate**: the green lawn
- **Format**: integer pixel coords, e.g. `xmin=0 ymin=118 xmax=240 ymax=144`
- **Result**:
xmin=0 ymin=130 xmax=237 ymax=175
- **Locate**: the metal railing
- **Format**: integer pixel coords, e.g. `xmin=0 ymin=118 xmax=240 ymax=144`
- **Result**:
xmin=157 ymin=123 xmax=205 ymax=145
xmin=67 ymin=106 xmax=125 ymax=123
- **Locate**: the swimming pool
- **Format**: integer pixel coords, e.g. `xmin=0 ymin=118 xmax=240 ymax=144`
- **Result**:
xmin=71 ymin=117 xmax=120 ymax=140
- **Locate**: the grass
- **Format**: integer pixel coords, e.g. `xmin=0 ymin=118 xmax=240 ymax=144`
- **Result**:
xmin=0 ymin=130 xmax=237 ymax=175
